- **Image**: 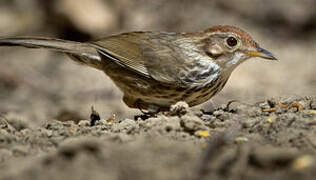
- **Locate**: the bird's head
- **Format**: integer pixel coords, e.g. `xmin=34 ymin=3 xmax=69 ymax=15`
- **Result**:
xmin=200 ymin=25 xmax=277 ymax=69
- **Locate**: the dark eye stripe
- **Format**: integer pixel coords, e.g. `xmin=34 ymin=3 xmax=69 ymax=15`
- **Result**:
xmin=226 ymin=37 xmax=238 ymax=47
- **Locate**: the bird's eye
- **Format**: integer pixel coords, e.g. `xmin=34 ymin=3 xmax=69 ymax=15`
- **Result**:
xmin=226 ymin=36 xmax=238 ymax=47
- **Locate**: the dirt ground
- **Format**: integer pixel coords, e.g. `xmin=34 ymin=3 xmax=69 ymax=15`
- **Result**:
xmin=0 ymin=1 xmax=316 ymax=180
xmin=1 ymin=97 xmax=316 ymax=180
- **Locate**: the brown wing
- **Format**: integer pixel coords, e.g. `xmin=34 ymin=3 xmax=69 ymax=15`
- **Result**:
xmin=91 ymin=32 xmax=151 ymax=78
xmin=91 ymin=32 xmax=186 ymax=84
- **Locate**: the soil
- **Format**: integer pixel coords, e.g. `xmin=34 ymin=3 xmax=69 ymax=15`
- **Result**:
xmin=1 ymin=96 xmax=316 ymax=180
xmin=0 ymin=1 xmax=316 ymax=180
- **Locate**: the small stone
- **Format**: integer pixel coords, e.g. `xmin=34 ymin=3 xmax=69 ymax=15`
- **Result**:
xmin=20 ymin=129 xmax=32 ymax=136
xmin=298 ymin=101 xmax=307 ymax=109
xmin=241 ymin=121 xmax=252 ymax=128
xmin=219 ymin=104 xmax=227 ymax=110
xmin=217 ymin=112 xmax=231 ymax=121
xmin=95 ymin=119 xmax=107 ymax=126
xmin=0 ymin=129 xmax=15 ymax=144
xmin=227 ymin=101 xmax=247 ymax=113
xmin=262 ymin=112 xmax=270 ymax=116
xmin=259 ymin=102 xmax=270 ymax=109
xmin=5 ymin=113 xmax=29 ymax=131
xmin=227 ymin=101 xmax=239 ymax=112
xmin=169 ymin=101 xmax=190 ymax=116
xmin=46 ymin=130 xmax=53 ymax=137
xmin=311 ymin=100 xmax=316 ymax=110
xmin=213 ymin=110 xmax=224 ymax=117
xmin=78 ymin=120 xmax=90 ymax=127
xmin=234 ymin=137 xmax=249 ymax=144
xmin=280 ymin=96 xmax=299 ymax=105
xmin=202 ymin=102 xmax=216 ymax=113
xmin=200 ymin=114 xmax=213 ymax=121
xmin=180 ymin=115 xmax=207 ymax=132
xmin=0 ymin=117 xmax=16 ymax=133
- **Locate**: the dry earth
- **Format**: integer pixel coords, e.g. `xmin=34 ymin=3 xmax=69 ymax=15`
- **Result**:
xmin=0 ymin=1 xmax=316 ymax=180
xmin=0 ymin=97 xmax=316 ymax=180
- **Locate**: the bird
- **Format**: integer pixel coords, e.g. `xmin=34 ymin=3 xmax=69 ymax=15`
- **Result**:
xmin=0 ymin=25 xmax=277 ymax=113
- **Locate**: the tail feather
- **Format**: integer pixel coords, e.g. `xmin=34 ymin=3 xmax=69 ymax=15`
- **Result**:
xmin=0 ymin=37 xmax=103 ymax=70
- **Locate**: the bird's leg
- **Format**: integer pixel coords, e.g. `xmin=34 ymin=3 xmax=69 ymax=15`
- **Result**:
xmin=122 ymin=96 xmax=156 ymax=120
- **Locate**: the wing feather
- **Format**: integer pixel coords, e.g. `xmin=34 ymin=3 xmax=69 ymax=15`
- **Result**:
xmin=91 ymin=32 xmax=203 ymax=85
xmin=91 ymin=32 xmax=151 ymax=78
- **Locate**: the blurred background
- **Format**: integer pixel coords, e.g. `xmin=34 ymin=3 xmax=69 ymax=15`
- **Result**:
xmin=0 ymin=0 xmax=315 ymax=125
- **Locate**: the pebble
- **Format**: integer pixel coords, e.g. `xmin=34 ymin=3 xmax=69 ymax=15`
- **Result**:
xmin=234 ymin=137 xmax=249 ymax=144
xmin=226 ymin=101 xmax=241 ymax=112
xmin=180 ymin=115 xmax=207 ymax=132
xmin=78 ymin=120 xmax=90 ymax=127
xmin=95 ymin=119 xmax=108 ymax=126
xmin=169 ymin=101 xmax=190 ymax=116
xmin=311 ymin=100 xmax=316 ymax=110
xmin=213 ymin=110 xmax=224 ymax=117
xmin=0 ymin=129 xmax=15 ymax=144
xmin=216 ymin=112 xmax=231 ymax=121
xmin=0 ymin=118 xmax=16 ymax=133
xmin=259 ymin=102 xmax=270 ymax=109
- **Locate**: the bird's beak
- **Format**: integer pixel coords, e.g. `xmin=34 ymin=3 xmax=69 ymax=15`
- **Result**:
xmin=248 ymin=47 xmax=277 ymax=60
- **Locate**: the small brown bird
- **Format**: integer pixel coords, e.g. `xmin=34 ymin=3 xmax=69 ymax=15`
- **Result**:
xmin=0 ymin=25 xmax=276 ymax=112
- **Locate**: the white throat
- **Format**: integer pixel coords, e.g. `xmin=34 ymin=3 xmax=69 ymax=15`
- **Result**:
xmin=225 ymin=52 xmax=245 ymax=69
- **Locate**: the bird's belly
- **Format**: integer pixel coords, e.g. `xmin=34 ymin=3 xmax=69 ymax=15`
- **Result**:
xmin=174 ymin=76 xmax=229 ymax=106
xmin=135 ymin=77 xmax=229 ymax=108
xmin=106 ymin=67 xmax=229 ymax=109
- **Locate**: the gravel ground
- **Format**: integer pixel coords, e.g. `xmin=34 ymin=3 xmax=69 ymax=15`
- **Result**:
xmin=1 ymin=96 xmax=316 ymax=180
xmin=0 ymin=1 xmax=316 ymax=180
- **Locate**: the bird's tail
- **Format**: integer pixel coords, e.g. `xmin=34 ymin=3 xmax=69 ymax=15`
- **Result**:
xmin=0 ymin=37 xmax=103 ymax=70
